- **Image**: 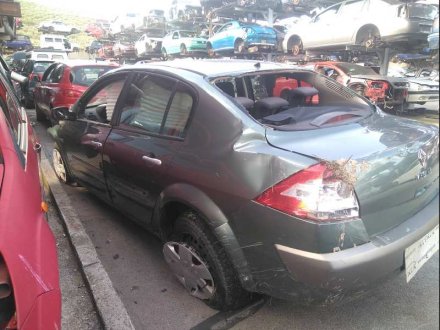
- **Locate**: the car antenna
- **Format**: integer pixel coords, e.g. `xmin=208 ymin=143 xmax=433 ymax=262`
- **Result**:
xmin=254 ymin=62 xmax=261 ymax=69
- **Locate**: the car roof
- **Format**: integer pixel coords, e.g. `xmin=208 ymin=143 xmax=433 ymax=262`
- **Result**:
xmin=131 ymin=59 xmax=306 ymax=78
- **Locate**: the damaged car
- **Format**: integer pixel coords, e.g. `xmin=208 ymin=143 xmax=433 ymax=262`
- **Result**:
xmin=312 ymin=61 xmax=409 ymax=112
xmin=51 ymin=60 xmax=439 ymax=311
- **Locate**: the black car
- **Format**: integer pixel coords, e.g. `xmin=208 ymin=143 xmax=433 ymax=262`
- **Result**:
xmin=51 ymin=60 xmax=439 ymax=311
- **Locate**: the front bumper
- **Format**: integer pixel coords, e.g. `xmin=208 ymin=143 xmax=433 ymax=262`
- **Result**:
xmin=407 ymin=90 xmax=439 ymax=104
xmin=276 ymin=194 xmax=438 ymax=293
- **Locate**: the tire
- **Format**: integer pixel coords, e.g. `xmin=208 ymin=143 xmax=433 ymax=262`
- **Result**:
xmin=207 ymin=43 xmax=215 ymax=57
xmin=52 ymin=146 xmax=72 ymax=184
xmin=180 ymin=44 xmax=188 ymax=56
xmin=164 ymin=212 xmax=253 ymax=311
xmin=358 ymin=27 xmax=381 ymax=49
xmin=289 ymin=37 xmax=303 ymax=56
xmin=35 ymin=102 xmax=46 ymax=122
xmin=162 ymin=48 xmax=168 ymax=60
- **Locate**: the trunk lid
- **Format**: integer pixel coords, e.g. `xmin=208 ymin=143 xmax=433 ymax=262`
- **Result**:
xmin=266 ymin=113 xmax=439 ymax=237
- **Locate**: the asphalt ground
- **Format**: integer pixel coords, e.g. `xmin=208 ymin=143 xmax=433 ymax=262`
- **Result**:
xmin=30 ymin=107 xmax=439 ymax=330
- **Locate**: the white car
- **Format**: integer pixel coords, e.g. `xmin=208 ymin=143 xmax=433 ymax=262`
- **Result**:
xmin=405 ymin=69 xmax=439 ymax=111
xmin=135 ymin=34 xmax=163 ymax=57
xmin=38 ymin=20 xmax=79 ymax=34
xmin=109 ymin=13 xmax=143 ymax=36
xmin=283 ymin=0 xmax=438 ymax=55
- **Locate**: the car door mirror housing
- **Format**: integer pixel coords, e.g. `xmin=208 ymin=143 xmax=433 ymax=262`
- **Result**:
xmin=54 ymin=106 xmax=77 ymax=121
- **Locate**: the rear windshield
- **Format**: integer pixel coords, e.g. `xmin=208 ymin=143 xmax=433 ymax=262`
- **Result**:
xmin=33 ymin=61 xmax=53 ymax=73
xmin=211 ymin=70 xmax=373 ymax=131
xmin=180 ymin=31 xmax=197 ymax=38
xmin=70 ymin=66 xmax=114 ymax=87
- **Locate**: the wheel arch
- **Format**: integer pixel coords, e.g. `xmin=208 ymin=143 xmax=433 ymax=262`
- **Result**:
xmin=153 ymin=183 xmax=254 ymax=288
xmin=355 ymin=24 xmax=380 ymax=45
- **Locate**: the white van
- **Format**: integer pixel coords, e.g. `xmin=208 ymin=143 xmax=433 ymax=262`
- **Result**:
xmin=39 ymin=34 xmax=71 ymax=51
xmin=28 ymin=49 xmax=68 ymax=61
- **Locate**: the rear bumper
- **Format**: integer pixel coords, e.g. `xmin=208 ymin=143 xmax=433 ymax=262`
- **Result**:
xmin=276 ymin=194 xmax=439 ymax=292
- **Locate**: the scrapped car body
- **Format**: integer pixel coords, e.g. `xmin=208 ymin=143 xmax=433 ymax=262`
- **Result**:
xmin=34 ymin=60 xmax=117 ymax=124
xmin=162 ymin=30 xmax=207 ymax=56
xmin=208 ymin=21 xmax=277 ymax=54
xmin=312 ymin=62 xmax=408 ymax=111
xmin=51 ymin=60 xmax=439 ymax=311
xmin=2 ymin=35 xmax=32 ymax=51
xmin=112 ymin=40 xmax=136 ymax=59
xmin=283 ymin=0 xmax=438 ymax=55
xmin=19 ymin=59 xmax=54 ymax=108
xmin=0 ymin=67 xmax=61 ymax=329
xmin=38 ymin=20 xmax=79 ymax=34
xmin=135 ymin=33 xmax=163 ymax=58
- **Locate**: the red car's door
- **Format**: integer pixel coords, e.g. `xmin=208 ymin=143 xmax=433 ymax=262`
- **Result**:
xmin=41 ymin=64 xmax=65 ymax=113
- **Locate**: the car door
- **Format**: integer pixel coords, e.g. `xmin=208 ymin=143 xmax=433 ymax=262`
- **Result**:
xmin=42 ymin=64 xmax=64 ymax=112
xmin=303 ymin=4 xmax=341 ymax=48
xmin=333 ymin=0 xmax=367 ymax=45
xmin=210 ymin=22 xmax=233 ymax=50
xmin=63 ymin=72 xmax=130 ymax=199
xmin=34 ymin=62 xmax=57 ymax=114
xmin=103 ymin=72 xmax=194 ymax=224
xmin=169 ymin=31 xmax=181 ymax=54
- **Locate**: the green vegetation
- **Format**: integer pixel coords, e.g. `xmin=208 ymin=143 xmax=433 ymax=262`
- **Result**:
xmin=18 ymin=0 xmax=95 ymax=50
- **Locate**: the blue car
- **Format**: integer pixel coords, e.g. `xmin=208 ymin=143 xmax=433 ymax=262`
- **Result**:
xmin=2 ymin=35 xmax=33 ymax=51
xmin=207 ymin=21 xmax=277 ymax=54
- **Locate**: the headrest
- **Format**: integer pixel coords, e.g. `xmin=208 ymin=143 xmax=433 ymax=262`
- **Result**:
xmin=255 ymin=97 xmax=289 ymax=110
xmin=235 ymin=97 xmax=254 ymax=110
xmin=289 ymin=87 xmax=319 ymax=97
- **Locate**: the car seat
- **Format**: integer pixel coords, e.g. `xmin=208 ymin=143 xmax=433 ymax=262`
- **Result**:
xmin=253 ymin=97 xmax=289 ymax=120
xmin=216 ymin=81 xmax=235 ymax=97
xmin=287 ymin=87 xmax=319 ymax=107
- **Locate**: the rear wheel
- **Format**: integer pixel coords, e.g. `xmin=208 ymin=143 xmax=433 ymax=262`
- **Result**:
xmin=163 ymin=212 xmax=253 ymax=311
xmin=358 ymin=28 xmax=381 ymax=49
xmin=52 ymin=147 xmax=72 ymax=184
xmin=180 ymin=44 xmax=188 ymax=56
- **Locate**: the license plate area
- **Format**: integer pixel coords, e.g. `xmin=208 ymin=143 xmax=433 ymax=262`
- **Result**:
xmin=405 ymin=225 xmax=439 ymax=283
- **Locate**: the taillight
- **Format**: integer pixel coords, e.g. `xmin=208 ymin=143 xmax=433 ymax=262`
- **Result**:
xmin=62 ymin=89 xmax=82 ymax=98
xmin=255 ymin=163 xmax=359 ymax=222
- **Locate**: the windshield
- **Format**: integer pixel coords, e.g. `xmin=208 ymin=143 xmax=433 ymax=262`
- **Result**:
xmin=71 ymin=66 xmax=114 ymax=87
xmin=337 ymin=63 xmax=378 ymax=76
xmin=211 ymin=70 xmax=373 ymax=131
xmin=408 ymin=4 xmax=438 ymax=20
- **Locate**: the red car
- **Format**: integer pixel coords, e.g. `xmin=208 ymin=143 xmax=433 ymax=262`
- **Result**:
xmin=0 ymin=67 xmax=61 ymax=329
xmin=112 ymin=40 xmax=136 ymax=58
xmin=97 ymin=42 xmax=115 ymax=59
xmin=34 ymin=60 xmax=118 ymax=124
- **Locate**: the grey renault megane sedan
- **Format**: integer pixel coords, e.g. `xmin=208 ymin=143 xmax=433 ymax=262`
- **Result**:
xmin=51 ymin=59 xmax=439 ymax=310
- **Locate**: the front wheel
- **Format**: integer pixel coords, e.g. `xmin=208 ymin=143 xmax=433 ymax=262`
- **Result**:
xmin=290 ymin=39 xmax=303 ymax=56
xmin=163 ymin=212 xmax=253 ymax=311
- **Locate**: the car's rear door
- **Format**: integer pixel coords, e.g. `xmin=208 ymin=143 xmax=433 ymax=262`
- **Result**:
xmin=63 ymin=72 xmax=130 ymax=199
xmin=304 ymin=4 xmax=341 ymax=48
xmin=103 ymin=72 xmax=194 ymax=224
xmin=333 ymin=0 xmax=367 ymax=45
xmin=42 ymin=63 xmax=64 ymax=112
xmin=34 ymin=62 xmax=57 ymax=113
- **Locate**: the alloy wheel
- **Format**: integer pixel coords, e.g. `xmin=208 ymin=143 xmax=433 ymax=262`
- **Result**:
xmin=53 ymin=148 xmax=68 ymax=183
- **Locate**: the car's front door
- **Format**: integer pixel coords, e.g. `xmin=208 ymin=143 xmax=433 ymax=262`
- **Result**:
xmin=211 ymin=22 xmax=234 ymax=50
xmin=63 ymin=72 xmax=129 ymax=199
xmin=42 ymin=64 xmax=64 ymax=113
xmin=103 ymin=72 xmax=194 ymax=224
xmin=34 ymin=62 xmax=57 ymax=113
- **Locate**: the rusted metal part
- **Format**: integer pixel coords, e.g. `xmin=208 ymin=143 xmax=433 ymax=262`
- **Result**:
xmin=0 ymin=262 xmax=12 ymax=299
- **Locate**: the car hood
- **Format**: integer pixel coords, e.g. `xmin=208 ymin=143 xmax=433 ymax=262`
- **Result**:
xmin=265 ymin=111 xmax=439 ymax=237
xmin=351 ymin=74 xmax=407 ymax=85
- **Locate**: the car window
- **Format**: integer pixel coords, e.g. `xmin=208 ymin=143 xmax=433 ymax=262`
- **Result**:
xmin=339 ymin=0 xmax=365 ymax=16
xmin=163 ymin=83 xmax=194 ymax=138
xmin=70 ymin=66 xmax=115 ymax=87
xmin=315 ymin=5 xmax=341 ymax=22
xmin=42 ymin=63 xmax=58 ymax=81
xmin=37 ymin=54 xmax=49 ymax=59
xmin=119 ymin=74 xmax=176 ymax=134
xmin=48 ymin=65 xmax=64 ymax=83
xmin=79 ymin=74 xmax=128 ymax=123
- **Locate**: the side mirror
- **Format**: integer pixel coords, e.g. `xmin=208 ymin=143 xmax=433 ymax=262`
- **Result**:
xmin=53 ymin=106 xmax=77 ymax=121
xmin=32 ymin=75 xmax=40 ymax=82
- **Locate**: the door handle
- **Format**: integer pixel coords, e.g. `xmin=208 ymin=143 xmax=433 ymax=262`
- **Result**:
xmin=142 ymin=155 xmax=162 ymax=166
xmin=90 ymin=141 xmax=102 ymax=149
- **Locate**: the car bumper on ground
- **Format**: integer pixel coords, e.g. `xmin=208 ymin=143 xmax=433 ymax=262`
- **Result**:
xmin=275 ymin=194 xmax=439 ymax=294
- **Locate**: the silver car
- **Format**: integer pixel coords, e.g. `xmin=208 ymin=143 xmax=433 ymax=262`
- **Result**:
xmin=283 ymin=0 xmax=438 ymax=55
